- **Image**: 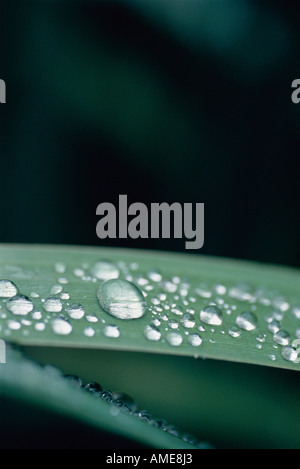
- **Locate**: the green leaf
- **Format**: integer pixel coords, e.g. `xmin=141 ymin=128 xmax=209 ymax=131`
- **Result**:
xmin=0 ymin=244 xmax=300 ymax=449
xmin=0 ymin=244 xmax=299 ymax=370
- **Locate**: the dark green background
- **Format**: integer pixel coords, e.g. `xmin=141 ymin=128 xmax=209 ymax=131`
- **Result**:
xmin=1 ymin=0 xmax=300 ymax=266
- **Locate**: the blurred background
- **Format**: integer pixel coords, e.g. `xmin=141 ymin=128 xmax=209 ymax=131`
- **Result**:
xmin=0 ymin=0 xmax=300 ymax=266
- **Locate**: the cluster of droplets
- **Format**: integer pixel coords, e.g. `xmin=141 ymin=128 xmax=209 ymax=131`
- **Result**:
xmin=61 ymin=372 xmax=210 ymax=448
xmin=1 ymin=258 xmax=299 ymax=366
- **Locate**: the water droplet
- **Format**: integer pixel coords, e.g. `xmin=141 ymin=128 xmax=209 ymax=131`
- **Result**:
xmin=147 ymin=270 xmax=162 ymax=282
xmin=214 ymin=284 xmax=226 ymax=295
xmin=272 ymin=296 xmax=289 ymax=312
xmin=43 ymin=297 xmax=63 ymax=313
xmin=281 ymin=346 xmax=299 ymax=363
xmin=168 ymin=319 xmax=178 ymax=329
xmin=188 ymin=333 xmax=203 ymax=347
xmin=55 ymin=262 xmax=66 ymax=274
xmin=268 ymin=320 xmax=281 ymax=334
xmin=256 ymin=334 xmax=266 ymax=343
xmin=180 ymin=313 xmax=196 ymax=329
xmin=161 ymin=279 xmax=177 ymax=293
xmin=49 ymin=285 xmax=63 ymax=295
xmin=35 ymin=322 xmax=46 ymax=331
xmin=32 ymin=311 xmax=42 ymax=320
xmin=84 ymin=326 xmax=95 ymax=337
xmin=229 ymin=283 xmax=253 ymax=301
xmin=268 ymin=354 xmax=276 ymax=362
xmin=144 ymin=325 xmax=161 ymax=341
xmin=0 ymin=279 xmax=18 ymax=298
xmin=236 ymin=311 xmax=257 ymax=331
xmin=166 ymin=332 xmax=183 ymax=346
xmin=228 ymin=326 xmax=241 ymax=338
xmin=73 ymin=268 xmax=84 ymax=277
xmin=97 ymin=279 xmax=147 ymax=320
xmin=273 ymin=330 xmax=290 ymax=346
xmin=66 ymin=303 xmax=85 ymax=320
xmin=7 ymin=319 xmax=21 ymax=330
xmin=296 ymin=328 xmax=300 ymax=339
xmin=194 ymin=283 xmax=212 ymax=298
xmin=51 ymin=318 xmax=72 ymax=335
xmin=90 ymin=261 xmax=119 ymax=281
xmin=6 ymin=295 xmax=33 ymax=316
xmin=291 ymin=305 xmax=300 ymax=319
xmin=86 ymin=315 xmax=98 ymax=323
xmin=200 ymin=305 xmax=223 ymax=326
xmin=103 ymin=325 xmax=120 ymax=338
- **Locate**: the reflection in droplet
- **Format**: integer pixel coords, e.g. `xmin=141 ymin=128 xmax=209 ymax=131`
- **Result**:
xmin=97 ymin=279 xmax=147 ymax=320
xmin=6 ymin=295 xmax=33 ymax=316
xmin=200 ymin=305 xmax=223 ymax=326
xmin=0 ymin=279 xmax=18 ymax=298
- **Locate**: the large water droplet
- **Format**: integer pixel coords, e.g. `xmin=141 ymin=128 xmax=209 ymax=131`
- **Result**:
xmin=97 ymin=279 xmax=147 ymax=320
xmin=6 ymin=295 xmax=33 ymax=316
xmin=51 ymin=318 xmax=72 ymax=335
xmin=90 ymin=261 xmax=119 ymax=281
xmin=236 ymin=311 xmax=257 ymax=331
xmin=0 ymin=279 xmax=18 ymax=298
xmin=200 ymin=305 xmax=223 ymax=326
xmin=43 ymin=297 xmax=63 ymax=313
xmin=144 ymin=325 xmax=161 ymax=341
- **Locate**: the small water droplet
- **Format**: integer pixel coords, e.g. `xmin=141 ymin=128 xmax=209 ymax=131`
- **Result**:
xmin=229 ymin=283 xmax=253 ymax=301
xmin=43 ymin=297 xmax=63 ymax=313
xmin=6 ymin=295 xmax=33 ymax=316
xmin=236 ymin=311 xmax=257 ymax=331
xmin=97 ymin=279 xmax=147 ymax=320
xmin=268 ymin=354 xmax=276 ymax=362
xmin=144 ymin=324 xmax=161 ymax=341
xmin=7 ymin=319 xmax=21 ymax=330
xmin=66 ymin=303 xmax=85 ymax=320
xmin=168 ymin=319 xmax=178 ymax=330
xmin=291 ymin=305 xmax=300 ymax=319
xmin=188 ymin=333 xmax=203 ymax=347
xmin=84 ymin=326 xmax=95 ymax=337
xmin=0 ymin=279 xmax=18 ymax=298
xmin=268 ymin=320 xmax=281 ymax=334
xmin=166 ymin=332 xmax=183 ymax=346
xmin=194 ymin=283 xmax=212 ymax=299
xmin=180 ymin=313 xmax=196 ymax=329
xmin=103 ymin=325 xmax=120 ymax=338
xmin=147 ymin=270 xmax=162 ymax=282
xmin=161 ymin=279 xmax=177 ymax=293
xmin=281 ymin=346 xmax=298 ymax=363
xmin=256 ymin=334 xmax=266 ymax=343
xmin=228 ymin=326 xmax=241 ymax=338
xmin=200 ymin=305 xmax=223 ymax=326
xmin=55 ymin=262 xmax=66 ymax=274
xmin=51 ymin=318 xmax=72 ymax=335
xmin=49 ymin=285 xmax=63 ymax=295
xmin=35 ymin=322 xmax=46 ymax=331
xmin=273 ymin=330 xmax=290 ymax=346
xmin=90 ymin=261 xmax=119 ymax=281
xmin=32 ymin=311 xmax=42 ymax=320
xmin=86 ymin=315 xmax=98 ymax=323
